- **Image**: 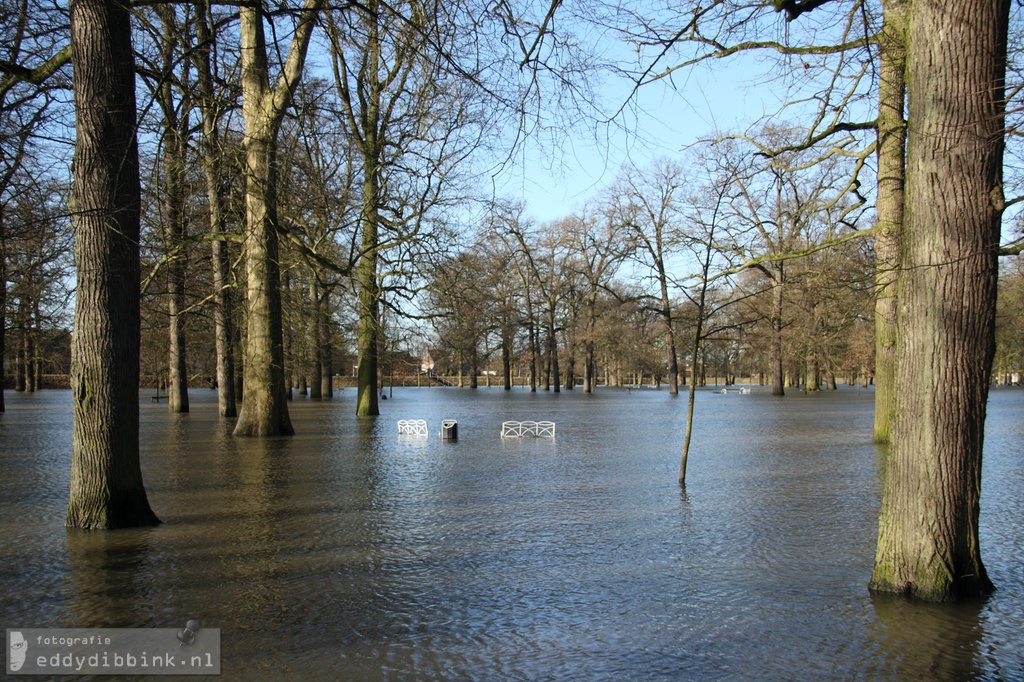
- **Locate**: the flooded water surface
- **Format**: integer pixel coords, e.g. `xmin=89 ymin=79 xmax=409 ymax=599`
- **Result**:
xmin=1 ymin=386 xmax=1023 ymax=680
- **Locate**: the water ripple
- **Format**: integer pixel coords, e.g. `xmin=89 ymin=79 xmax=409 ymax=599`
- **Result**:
xmin=1 ymin=388 xmax=1022 ymax=679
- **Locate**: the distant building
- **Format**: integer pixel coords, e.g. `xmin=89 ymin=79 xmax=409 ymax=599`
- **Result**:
xmin=421 ymin=350 xmax=435 ymax=374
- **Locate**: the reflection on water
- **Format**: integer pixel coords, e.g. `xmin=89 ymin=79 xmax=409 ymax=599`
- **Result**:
xmin=1 ymin=386 xmax=1023 ymax=680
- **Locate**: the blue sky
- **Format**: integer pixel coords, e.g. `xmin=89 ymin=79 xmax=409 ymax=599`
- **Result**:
xmin=502 ymin=53 xmax=784 ymax=223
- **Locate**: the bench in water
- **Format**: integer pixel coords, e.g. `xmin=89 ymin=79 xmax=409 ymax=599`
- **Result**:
xmin=397 ymin=419 xmax=429 ymax=436
xmin=501 ymin=421 xmax=555 ymax=438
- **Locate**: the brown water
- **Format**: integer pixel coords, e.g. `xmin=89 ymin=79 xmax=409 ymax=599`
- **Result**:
xmin=1 ymin=386 xmax=1023 ymax=680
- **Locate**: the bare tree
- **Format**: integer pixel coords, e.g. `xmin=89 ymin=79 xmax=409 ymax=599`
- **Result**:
xmin=679 ymin=174 xmax=731 ymax=485
xmin=6 ymin=175 xmax=72 ymax=392
xmin=616 ymin=159 xmax=690 ymax=395
xmin=0 ymin=0 xmax=70 ymax=410
xmin=192 ymin=0 xmax=237 ymax=417
xmin=564 ymin=203 xmax=628 ymax=393
xmin=135 ymin=3 xmax=192 ymax=412
xmin=325 ymin=0 xmax=491 ymax=415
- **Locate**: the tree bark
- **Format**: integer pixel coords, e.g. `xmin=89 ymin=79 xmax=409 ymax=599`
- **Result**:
xmin=872 ymin=0 xmax=907 ymax=443
xmin=870 ymin=0 xmax=1007 ymax=601
xmin=66 ymin=0 xmax=158 ymax=529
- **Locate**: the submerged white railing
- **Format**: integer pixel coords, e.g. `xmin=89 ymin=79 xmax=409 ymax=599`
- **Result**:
xmin=397 ymin=419 xmax=429 ymax=436
xmin=501 ymin=420 xmax=555 ymax=438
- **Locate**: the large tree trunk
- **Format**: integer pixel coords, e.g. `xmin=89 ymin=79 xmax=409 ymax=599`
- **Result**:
xmin=232 ymin=0 xmax=321 ymax=435
xmin=234 ymin=121 xmax=293 ymax=435
xmin=870 ymin=0 xmax=1007 ymax=601
xmin=354 ymin=4 xmax=382 ymax=417
xmin=66 ymin=0 xmax=158 ymax=529
xmin=872 ymin=0 xmax=907 ymax=444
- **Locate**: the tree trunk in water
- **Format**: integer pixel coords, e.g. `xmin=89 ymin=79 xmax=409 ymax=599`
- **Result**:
xmin=31 ymin=300 xmax=41 ymax=390
xmin=15 ymin=301 xmax=27 ymax=391
xmin=667 ymin=340 xmax=679 ymax=396
xmin=680 ymin=367 xmax=698 ymax=486
xmin=322 ymin=339 xmax=333 ymax=397
xmin=66 ymin=0 xmax=158 ymax=528
xmin=24 ymin=310 xmax=36 ymax=391
xmin=528 ymin=318 xmax=537 ymax=392
xmin=321 ymin=288 xmax=333 ymax=398
xmin=870 ymin=0 xmax=1007 ymax=601
xmin=873 ymin=0 xmax=908 ymax=444
xmin=502 ymin=340 xmax=512 ymax=390
xmin=356 ymin=166 xmax=380 ymax=416
xmin=541 ymin=332 xmax=551 ymax=391
xmin=211 ymin=232 xmax=236 ymax=416
xmin=233 ymin=0 xmax=320 ymax=434
xmin=160 ymin=31 xmax=189 ymax=414
xmin=770 ymin=276 xmax=785 ymax=396
xmin=806 ymin=355 xmax=820 ymax=392
xmin=194 ymin=0 xmax=235 ymax=418
xmin=661 ymin=281 xmax=679 ymax=396
xmin=233 ymin=122 xmax=293 ymax=436
xmin=548 ymin=319 xmax=560 ymax=393
xmin=584 ymin=339 xmax=595 ymax=393
xmin=584 ymin=299 xmax=596 ymax=392
xmin=310 ymin=279 xmax=322 ymax=399
xmin=283 ymin=272 xmax=294 ymax=401
xmin=680 ymin=335 xmax=701 ymax=486
xmin=354 ymin=4 xmax=382 ymax=417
